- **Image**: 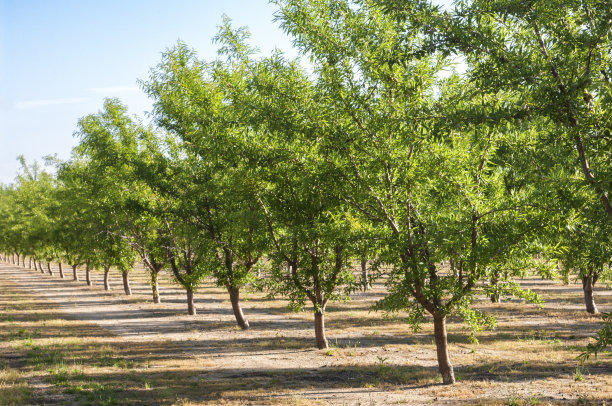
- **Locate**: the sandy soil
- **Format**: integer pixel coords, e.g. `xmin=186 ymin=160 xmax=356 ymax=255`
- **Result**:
xmin=0 ymin=261 xmax=610 ymax=405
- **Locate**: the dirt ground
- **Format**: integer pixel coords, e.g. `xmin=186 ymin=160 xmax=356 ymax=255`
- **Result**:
xmin=0 ymin=261 xmax=610 ymax=405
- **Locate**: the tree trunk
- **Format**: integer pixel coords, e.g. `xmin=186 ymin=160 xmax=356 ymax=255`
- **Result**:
xmin=582 ymin=275 xmax=598 ymax=314
xmin=314 ymin=309 xmax=328 ymax=349
xmin=433 ymin=314 xmax=455 ymax=384
xmin=16 ymin=254 xmax=19 ymax=266
xmin=361 ymin=257 xmax=369 ymax=291
xmin=22 ymin=255 xmax=27 ymax=268
xmin=47 ymin=262 xmax=53 ymax=276
xmin=122 ymin=270 xmax=131 ymax=295
xmin=28 ymin=257 xmax=32 ymax=269
xmin=72 ymin=264 xmax=78 ymax=281
xmin=38 ymin=260 xmax=44 ymax=274
xmin=103 ymin=266 xmax=111 ymax=291
xmin=186 ymin=288 xmax=196 ymax=315
xmin=490 ymin=274 xmax=500 ymax=303
xmin=58 ymin=262 xmax=64 ymax=279
xmin=85 ymin=261 xmax=92 ymax=286
xmin=151 ymin=270 xmax=160 ymax=304
xmin=227 ymin=285 xmax=249 ymax=329
xmin=35 ymin=257 xmax=42 ymax=273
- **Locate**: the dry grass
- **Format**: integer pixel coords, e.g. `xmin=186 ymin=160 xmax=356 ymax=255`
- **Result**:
xmin=0 ymin=364 xmax=31 ymax=406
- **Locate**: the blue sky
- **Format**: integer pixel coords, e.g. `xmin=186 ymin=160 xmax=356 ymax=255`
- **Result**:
xmin=0 ymin=0 xmax=451 ymax=184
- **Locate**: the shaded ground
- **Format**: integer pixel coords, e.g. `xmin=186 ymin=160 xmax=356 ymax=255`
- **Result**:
xmin=0 ymin=262 xmax=610 ymax=405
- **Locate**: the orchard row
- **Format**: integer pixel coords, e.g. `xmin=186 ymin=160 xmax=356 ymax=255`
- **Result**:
xmin=1 ymin=0 xmax=610 ymax=384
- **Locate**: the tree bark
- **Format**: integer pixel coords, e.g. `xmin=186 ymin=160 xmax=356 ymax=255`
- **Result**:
xmin=85 ymin=261 xmax=92 ymax=286
xmin=58 ymin=262 xmax=64 ymax=279
xmin=314 ymin=309 xmax=328 ymax=349
xmin=186 ymin=288 xmax=196 ymax=315
xmin=122 ymin=270 xmax=131 ymax=295
xmin=582 ymin=275 xmax=598 ymax=314
xmin=433 ymin=314 xmax=455 ymax=384
xmin=33 ymin=257 xmax=38 ymax=271
xmin=72 ymin=264 xmax=78 ymax=281
xmin=16 ymin=254 xmax=19 ymax=266
xmin=38 ymin=260 xmax=44 ymax=274
xmin=361 ymin=257 xmax=369 ymax=291
xmin=573 ymin=134 xmax=612 ymax=222
xmin=47 ymin=262 xmax=53 ymax=276
xmin=22 ymin=255 xmax=26 ymax=268
xmin=227 ymin=285 xmax=249 ymax=329
xmin=490 ymin=274 xmax=500 ymax=303
xmin=103 ymin=265 xmax=111 ymax=291
xmin=151 ymin=270 xmax=160 ymax=304
xmin=28 ymin=257 xmax=32 ymax=269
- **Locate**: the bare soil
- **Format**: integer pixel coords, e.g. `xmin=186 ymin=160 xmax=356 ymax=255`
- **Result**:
xmin=0 ymin=262 xmax=610 ymax=405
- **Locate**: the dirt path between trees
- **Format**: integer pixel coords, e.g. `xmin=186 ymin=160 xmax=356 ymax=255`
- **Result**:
xmin=1 ymin=262 xmax=610 ymax=405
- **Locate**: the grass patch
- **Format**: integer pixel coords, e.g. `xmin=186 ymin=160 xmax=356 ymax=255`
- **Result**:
xmin=0 ymin=365 xmax=32 ymax=406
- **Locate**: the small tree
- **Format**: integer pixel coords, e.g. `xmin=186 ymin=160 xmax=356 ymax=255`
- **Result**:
xmin=143 ymin=37 xmax=272 ymax=328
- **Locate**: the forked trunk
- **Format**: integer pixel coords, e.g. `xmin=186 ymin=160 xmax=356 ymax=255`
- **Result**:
xmin=186 ymin=289 xmax=196 ymax=315
xmin=122 ymin=270 xmax=131 ymax=295
xmin=433 ymin=314 xmax=455 ymax=384
xmin=85 ymin=261 xmax=92 ymax=286
xmin=151 ymin=270 xmax=160 ymax=304
xmin=582 ymin=275 xmax=598 ymax=314
xmin=314 ymin=309 xmax=328 ymax=349
xmin=103 ymin=266 xmax=111 ymax=291
xmin=72 ymin=264 xmax=78 ymax=281
xmin=227 ymin=285 xmax=249 ymax=329
xmin=47 ymin=262 xmax=53 ymax=276
xmin=58 ymin=262 xmax=65 ymax=279
xmin=38 ymin=260 xmax=44 ymax=274
xmin=361 ymin=257 xmax=369 ymax=291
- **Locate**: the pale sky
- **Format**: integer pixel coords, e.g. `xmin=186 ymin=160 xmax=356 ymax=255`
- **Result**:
xmin=0 ymin=0 xmax=452 ymax=185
